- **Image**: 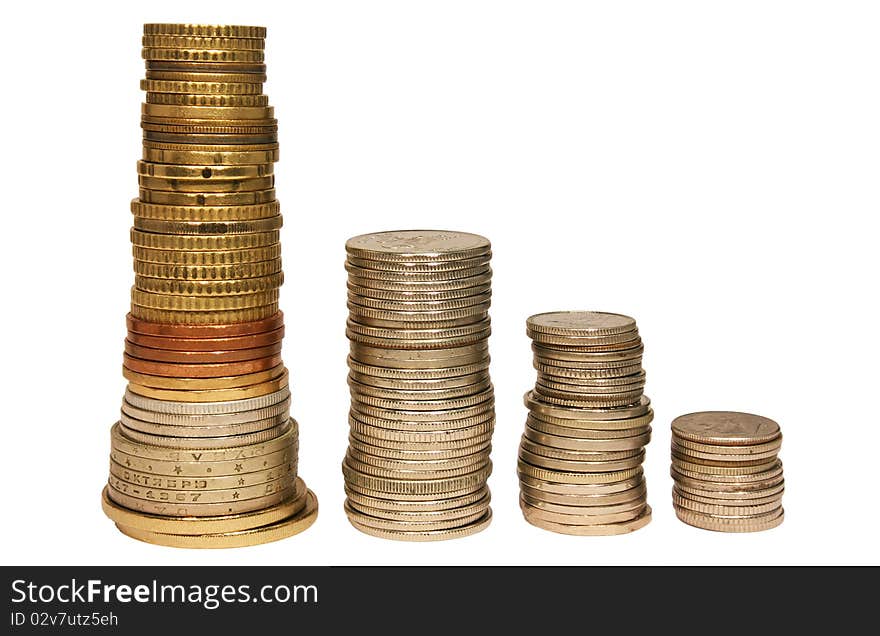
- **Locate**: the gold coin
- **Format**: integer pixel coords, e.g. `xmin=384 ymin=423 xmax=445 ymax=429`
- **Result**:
xmin=673 ymin=482 xmax=784 ymax=502
xmin=346 ymin=508 xmax=491 ymax=541
xmin=347 ymin=435 xmax=490 ymax=461
xmin=347 ymin=356 xmax=489 ymax=380
xmin=518 ymin=473 xmax=644 ymax=495
xmin=522 ymin=504 xmax=651 ymax=536
xmin=140 ymin=150 xmax=278 ymax=168
xmin=532 ymin=342 xmax=644 ymax=364
xmin=143 ymin=70 xmax=267 ymax=84
xmin=139 ymin=188 xmax=277 ymax=204
xmin=120 ymin=412 xmax=290 ymax=438
xmin=344 ymin=454 xmax=489 ymax=480
xmin=532 ymin=385 xmax=644 ymax=408
xmin=672 ymin=491 xmax=782 ymax=516
xmin=671 ymin=457 xmax=782 ymax=478
xmin=115 ymin=490 xmax=318 ymax=548
xmin=342 ymin=460 xmax=491 ymax=496
xmin=110 ymin=421 xmax=295 ymax=461
xmin=671 ymin=442 xmax=780 ymax=464
xmin=132 ymin=259 xmax=282 ymax=280
xmin=520 ymin=481 xmax=646 ymax=506
xmin=526 ymin=414 xmax=653 ymax=438
xmin=136 ymin=162 xmax=274 ymax=178
xmin=122 ymin=364 xmax=284 ymax=389
xmin=109 ymin=446 xmax=293 ymax=478
xmin=127 ymin=369 xmax=289 ymax=402
xmin=142 ymin=102 xmax=273 ymax=119
xmin=671 ymin=411 xmax=781 ymax=446
xmin=137 ymin=175 xmax=275 ymax=193
xmin=130 ymin=304 xmax=279 ymax=324
xmin=518 ymin=447 xmax=644 ymax=473
xmin=524 ymin=392 xmax=651 ymax=422
xmin=134 ymin=273 xmax=283 ymax=296
xmin=141 ymin=116 xmax=275 ymax=132
xmin=108 ymin=459 xmax=294 ymax=491
xmin=144 ymin=24 xmax=267 ymax=39
xmin=142 ymin=35 xmax=265 ymax=50
xmin=346 ymin=266 xmax=491 ymax=286
xmin=345 ymin=230 xmax=491 ymax=262
xmin=347 ymin=493 xmax=490 ymax=524
xmin=143 ymin=48 xmax=265 ymax=63
xmin=108 ymin=473 xmax=294 ymax=505
xmin=348 ymin=377 xmax=491 ymax=401
xmin=101 ymin=482 xmax=306 ymax=535
xmin=517 ymin=460 xmax=642 ymax=485
xmin=527 ymin=311 xmax=637 ymax=337
xmin=348 ymin=369 xmax=489 ymax=391
xmin=670 ymin=469 xmax=784 ymax=494
xmin=131 ymin=228 xmax=278 ymax=251
xmin=130 ymin=199 xmax=280 ymax=222
xmin=672 ymin=435 xmax=782 ymax=455
xmin=141 ymin=81 xmax=265 ymax=96
xmin=344 ymin=500 xmax=487 ymax=532
xmin=146 ymin=92 xmax=269 ymax=107
xmin=520 ymin=493 xmax=646 ymax=517
xmin=534 ymin=362 xmax=644 ymax=380
xmin=344 ymin=486 xmax=489 ymax=512
xmin=524 ymin=426 xmax=651 ymax=452
xmin=131 ymin=288 xmax=279 ymax=311
xmin=133 ymin=245 xmax=281 ymax=266
xmin=119 ymin=420 xmax=291 ymax=449
xmin=349 ymin=430 xmax=493 ymax=453
xmin=674 ymin=506 xmax=783 ymax=533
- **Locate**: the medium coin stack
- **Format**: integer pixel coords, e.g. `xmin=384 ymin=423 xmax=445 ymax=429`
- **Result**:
xmin=101 ymin=24 xmax=317 ymax=548
xmin=517 ymin=311 xmax=653 ymax=535
xmin=671 ymin=411 xmax=784 ymax=532
xmin=341 ymin=230 xmax=495 ymax=541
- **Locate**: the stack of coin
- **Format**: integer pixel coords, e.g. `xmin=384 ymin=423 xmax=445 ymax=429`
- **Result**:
xmin=517 ymin=311 xmax=653 ymax=535
xmin=341 ymin=230 xmax=495 ymax=541
xmin=671 ymin=411 xmax=784 ymax=532
xmin=101 ymin=24 xmax=317 ymax=548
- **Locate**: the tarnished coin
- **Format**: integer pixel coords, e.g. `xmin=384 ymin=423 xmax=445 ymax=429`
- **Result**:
xmin=671 ymin=411 xmax=781 ymax=446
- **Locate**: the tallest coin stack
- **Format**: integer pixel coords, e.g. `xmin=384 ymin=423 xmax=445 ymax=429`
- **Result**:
xmin=100 ymin=25 xmax=318 ymax=548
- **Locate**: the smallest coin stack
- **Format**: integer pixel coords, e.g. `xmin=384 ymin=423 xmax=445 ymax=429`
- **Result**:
xmin=517 ymin=311 xmax=653 ymax=536
xmin=671 ymin=411 xmax=784 ymax=532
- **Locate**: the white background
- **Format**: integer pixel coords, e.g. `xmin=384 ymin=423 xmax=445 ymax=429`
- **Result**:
xmin=1 ymin=1 xmax=877 ymax=566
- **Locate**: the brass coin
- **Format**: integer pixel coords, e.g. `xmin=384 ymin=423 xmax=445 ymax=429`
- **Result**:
xmin=137 ymin=174 xmax=275 ymax=193
xmin=109 ymin=445 xmax=293 ymax=478
xmin=136 ymin=161 xmax=274 ymax=178
xmin=119 ymin=411 xmax=290 ymax=438
xmin=130 ymin=228 xmax=279 ymax=251
xmin=347 ymin=369 xmax=489 ymax=391
xmin=672 ymin=435 xmax=782 ymax=455
xmin=520 ymin=492 xmax=646 ymax=517
xmin=674 ymin=506 xmax=783 ymax=533
xmin=671 ymin=456 xmax=782 ymax=477
xmin=522 ymin=504 xmax=651 ymax=536
xmin=345 ymin=267 xmax=492 ymax=287
xmin=115 ymin=490 xmax=318 ymax=548
xmin=524 ymin=392 xmax=651 ymax=421
xmin=344 ymin=454 xmax=489 ymax=480
xmin=518 ymin=447 xmax=644 ymax=473
xmin=524 ymin=426 xmax=651 ymax=452
xmin=342 ymin=460 xmax=492 ymax=496
xmin=350 ymin=401 xmax=494 ymax=423
xmin=346 ymin=508 xmax=491 ymax=542
xmin=347 ymin=493 xmax=490 ymax=524
xmin=127 ymin=369 xmax=288 ymax=402
xmin=132 ymin=245 xmax=281 ymax=266
xmin=672 ymin=491 xmax=782 ymax=516
xmin=138 ymin=187 xmax=277 ymax=204
xmin=107 ymin=484 xmax=293 ymax=518
xmin=344 ymin=500 xmax=487 ymax=532
xmin=532 ymin=342 xmax=644 ymax=364
xmin=345 ymin=230 xmax=491 ymax=263
xmin=534 ymin=361 xmax=643 ymax=380
xmin=527 ymin=311 xmax=637 ymax=337
xmin=108 ymin=473 xmax=294 ymax=506
xmin=518 ymin=473 xmax=644 ymax=496
xmin=101 ymin=482 xmax=308 ymax=536
xmin=119 ymin=420 xmax=291 ymax=449
xmin=344 ymin=486 xmax=490 ymax=513
xmin=347 ymin=356 xmax=490 ymax=380
xmin=671 ymin=411 xmax=781 ymax=446
xmin=347 ymin=435 xmax=490 ymax=461
xmin=520 ymin=481 xmax=647 ymax=506
xmin=517 ymin=460 xmax=642 ymax=485
xmin=526 ymin=414 xmax=653 ymax=438
xmin=108 ymin=459 xmax=294 ymax=491
xmin=143 ymin=24 xmax=268 ymax=39
xmin=132 ymin=259 xmax=282 ymax=280
xmin=521 ymin=497 xmax=647 ymax=526
xmin=129 ymin=304 xmax=279 ymax=325
xmin=348 ymin=376 xmax=492 ymax=401
xmin=140 ymin=79 xmax=265 ymax=94
xmin=673 ymin=482 xmax=785 ymax=503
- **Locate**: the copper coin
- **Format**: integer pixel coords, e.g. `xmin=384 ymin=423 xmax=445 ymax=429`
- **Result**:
xmin=124 ymin=340 xmax=282 ymax=363
xmin=126 ymin=311 xmax=283 ymax=338
xmin=126 ymin=327 xmax=284 ymax=352
xmin=123 ymin=352 xmax=282 ymax=378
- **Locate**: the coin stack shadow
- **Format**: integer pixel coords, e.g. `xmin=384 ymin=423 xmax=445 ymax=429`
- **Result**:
xmin=671 ymin=411 xmax=784 ymax=532
xmin=341 ymin=230 xmax=495 ymax=540
xmin=100 ymin=24 xmax=317 ymax=548
xmin=517 ymin=311 xmax=653 ymax=535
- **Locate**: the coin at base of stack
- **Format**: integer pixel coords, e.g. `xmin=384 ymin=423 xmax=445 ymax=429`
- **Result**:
xmin=341 ymin=230 xmax=495 ymax=541
xmin=670 ymin=411 xmax=784 ymax=532
xmin=101 ymin=24 xmax=317 ymax=548
xmin=517 ymin=311 xmax=653 ymax=535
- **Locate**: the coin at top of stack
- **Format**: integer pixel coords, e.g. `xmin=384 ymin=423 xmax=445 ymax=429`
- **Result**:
xmin=342 ymin=230 xmax=495 ymax=541
xmin=671 ymin=411 xmax=784 ymax=532
xmin=101 ymin=25 xmax=316 ymax=549
xmin=517 ymin=311 xmax=653 ymax=535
